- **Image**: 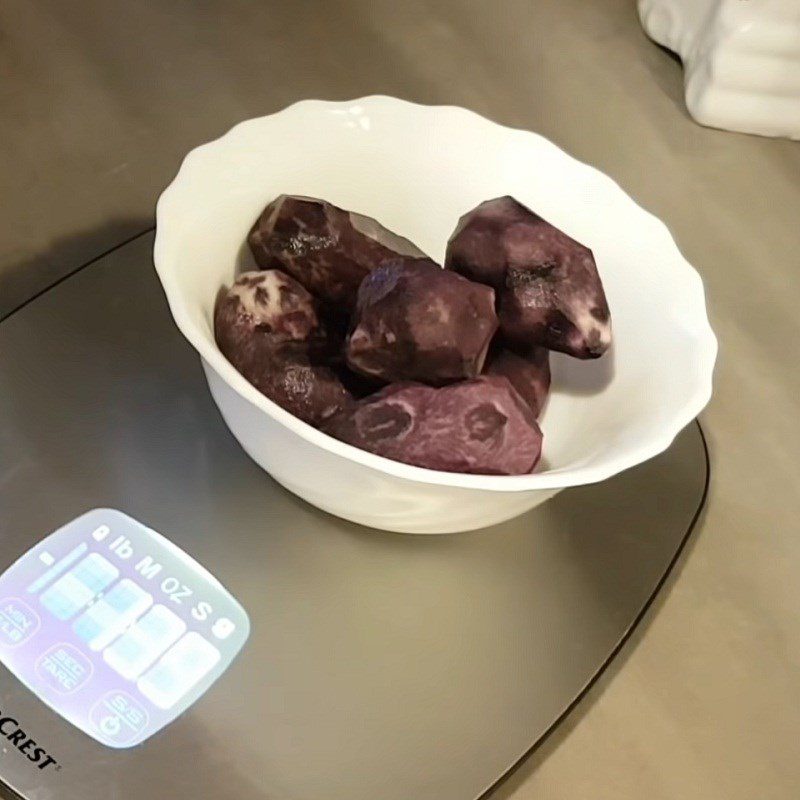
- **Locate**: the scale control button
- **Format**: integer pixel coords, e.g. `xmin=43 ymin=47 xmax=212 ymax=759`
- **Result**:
xmin=35 ymin=643 xmax=93 ymax=693
xmin=0 ymin=598 xmax=40 ymax=647
xmin=211 ymin=617 xmax=236 ymax=640
xmin=99 ymin=715 xmax=121 ymax=737
xmin=89 ymin=691 xmax=149 ymax=746
xmin=138 ymin=632 xmax=220 ymax=709
xmin=40 ymin=553 xmax=119 ymax=621
xmin=73 ymin=579 xmax=152 ymax=651
xmin=103 ymin=604 xmax=186 ymax=680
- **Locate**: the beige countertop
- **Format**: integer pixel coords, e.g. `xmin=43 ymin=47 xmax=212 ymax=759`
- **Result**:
xmin=2 ymin=0 xmax=799 ymax=797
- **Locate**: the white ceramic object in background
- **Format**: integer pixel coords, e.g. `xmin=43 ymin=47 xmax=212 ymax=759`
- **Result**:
xmin=639 ymin=0 xmax=800 ymax=139
xmin=154 ymin=97 xmax=717 ymax=534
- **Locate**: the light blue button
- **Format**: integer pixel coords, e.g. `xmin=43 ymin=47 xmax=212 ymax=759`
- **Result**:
xmin=113 ymin=636 xmax=145 ymax=662
xmin=137 ymin=633 xmax=220 ymax=709
xmin=72 ymin=579 xmax=152 ymax=652
xmin=40 ymin=574 xmax=93 ymax=620
xmin=105 ymin=583 xmax=140 ymax=612
xmin=40 ymin=555 xmax=119 ymax=621
xmin=72 ymin=554 xmax=118 ymax=594
xmin=73 ymin=616 xmax=104 ymax=643
xmin=103 ymin=605 xmax=185 ymax=681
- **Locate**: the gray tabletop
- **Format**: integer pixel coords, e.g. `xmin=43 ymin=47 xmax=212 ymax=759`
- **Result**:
xmin=2 ymin=2 xmax=799 ymax=799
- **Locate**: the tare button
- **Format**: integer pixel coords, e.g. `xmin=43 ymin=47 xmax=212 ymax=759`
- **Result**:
xmin=36 ymin=643 xmax=93 ymax=694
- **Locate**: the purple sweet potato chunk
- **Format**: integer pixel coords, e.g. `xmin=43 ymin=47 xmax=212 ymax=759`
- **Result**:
xmin=256 ymin=360 xmax=352 ymax=427
xmin=248 ymin=195 xmax=427 ymax=311
xmin=334 ymin=364 xmax=385 ymax=400
xmin=322 ymin=375 xmax=542 ymax=475
xmin=214 ymin=270 xmax=351 ymax=426
xmin=485 ymin=346 xmax=551 ymax=418
xmin=445 ymin=196 xmax=611 ymax=359
xmin=346 ymin=258 xmax=498 ymax=385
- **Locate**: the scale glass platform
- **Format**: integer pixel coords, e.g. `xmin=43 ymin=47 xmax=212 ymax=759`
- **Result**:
xmin=0 ymin=232 xmax=708 ymax=800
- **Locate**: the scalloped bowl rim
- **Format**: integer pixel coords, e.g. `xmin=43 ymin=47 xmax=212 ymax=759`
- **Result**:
xmin=153 ymin=96 xmax=717 ymax=493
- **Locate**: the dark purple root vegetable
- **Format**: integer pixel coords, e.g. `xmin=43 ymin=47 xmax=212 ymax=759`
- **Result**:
xmin=445 ymin=196 xmax=611 ymax=359
xmin=346 ymin=257 xmax=498 ymax=385
xmin=485 ymin=346 xmax=551 ymax=418
xmin=322 ymin=375 xmax=542 ymax=475
xmin=214 ymin=270 xmax=351 ymax=426
xmin=248 ymin=195 xmax=427 ymax=311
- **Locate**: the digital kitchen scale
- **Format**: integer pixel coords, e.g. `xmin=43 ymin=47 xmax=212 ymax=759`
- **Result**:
xmin=0 ymin=508 xmax=249 ymax=750
xmin=0 ymin=231 xmax=709 ymax=800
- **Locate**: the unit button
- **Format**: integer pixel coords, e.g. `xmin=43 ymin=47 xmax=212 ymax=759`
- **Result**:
xmin=0 ymin=598 xmax=40 ymax=647
xmin=89 ymin=691 xmax=149 ymax=746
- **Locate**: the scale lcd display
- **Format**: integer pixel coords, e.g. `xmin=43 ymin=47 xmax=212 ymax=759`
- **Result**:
xmin=0 ymin=509 xmax=249 ymax=747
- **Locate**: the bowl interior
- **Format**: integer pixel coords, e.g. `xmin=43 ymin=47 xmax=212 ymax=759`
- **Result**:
xmin=155 ymin=98 xmax=715 ymax=484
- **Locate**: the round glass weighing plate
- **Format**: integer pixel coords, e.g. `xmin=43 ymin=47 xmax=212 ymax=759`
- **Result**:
xmin=0 ymin=232 xmax=708 ymax=800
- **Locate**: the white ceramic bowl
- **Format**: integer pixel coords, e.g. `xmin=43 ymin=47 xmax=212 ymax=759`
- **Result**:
xmin=154 ymin=96 xmax=717 ymax=534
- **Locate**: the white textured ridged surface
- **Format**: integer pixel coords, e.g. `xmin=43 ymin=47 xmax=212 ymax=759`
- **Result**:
xmin=639 ymin=0 xmax=800 ymax=139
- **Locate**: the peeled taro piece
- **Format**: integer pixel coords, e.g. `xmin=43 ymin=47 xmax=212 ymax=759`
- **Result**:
xmin=485 ymin=346 xmax=551 ymax=418
xmin=247 ymin=195 xmax=427 ymax=311
xmin=322 ymin=375 xmax=542 ymax=475
xmin=346 ymin=257 xmax=498 ymax=385
xmin=445 ymin=196 xmax=611 ymax=359
xmin=214 ymin=270 xmax=351 ymax=426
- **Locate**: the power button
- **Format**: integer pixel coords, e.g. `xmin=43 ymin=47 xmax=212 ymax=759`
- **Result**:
xmin=89 ymin=691 xmax=149 ymax=747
